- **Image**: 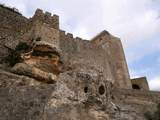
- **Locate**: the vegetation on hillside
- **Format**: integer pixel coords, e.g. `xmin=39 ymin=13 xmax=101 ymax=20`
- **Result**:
xmin=5 ymin=42 xmax=30 ymax=66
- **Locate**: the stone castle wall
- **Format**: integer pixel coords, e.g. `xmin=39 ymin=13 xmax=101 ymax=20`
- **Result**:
xmin=131 ymin=77 xmax=149 ymax=90
xmin=0 ymin=6 xmax=28 ymax=62
xmin=31 ymin=9 xmax=59 ymax=30
xmin=0 ymin=7 xmax=60 ymax=62
xmin=59 ymin=29 xmax=133 ymax=89
xmin=59 ymin=30 xmax=114 ymax=83
xmin=0 ymin=5 xmax=28 ymax=35
xmin=32 ymin=23 xmax=60 ymax=51
xmin=0 ymin=6 xmax=138 ymax=89
xmin=91 ymin=31 xmax=132 ymax=89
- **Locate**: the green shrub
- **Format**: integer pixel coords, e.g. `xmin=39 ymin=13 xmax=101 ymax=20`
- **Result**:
xmin=15 ymin=42 xmax=29 ymax=51
xmin=5 ymin=51 xmax=20 ymax=67
xmin=5 ymin=42 xmax=29 ymax=66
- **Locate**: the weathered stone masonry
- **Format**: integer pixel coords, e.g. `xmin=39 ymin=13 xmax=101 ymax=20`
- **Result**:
xmin=0 ymin=5 xmax=148 ymax=89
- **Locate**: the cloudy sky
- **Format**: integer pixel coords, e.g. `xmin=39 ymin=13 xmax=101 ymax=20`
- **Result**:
xmin=0 ymin=0 xmax=160 ymax=91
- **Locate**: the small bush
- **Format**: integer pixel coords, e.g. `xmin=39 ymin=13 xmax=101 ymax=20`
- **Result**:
xmin=5 ymin=42 xmax=30 ymax=66
xmin=5 ymin=51 xmax=20 ymax=67
xmin=15 ymin=42 xmax=29 ymax=51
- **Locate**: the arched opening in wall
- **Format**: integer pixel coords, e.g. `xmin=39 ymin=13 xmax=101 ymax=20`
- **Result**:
xmin=99 ymin=85 xmax=105 ymax=95
xmin=132 ymin=84 xmax=141 ymax=90
xmin=84 ymin=86 xmax=88 ymax=93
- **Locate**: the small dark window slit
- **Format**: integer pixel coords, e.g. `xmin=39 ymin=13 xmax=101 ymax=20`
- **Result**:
xmin=84 ymin=87 xmax=88 ymax=93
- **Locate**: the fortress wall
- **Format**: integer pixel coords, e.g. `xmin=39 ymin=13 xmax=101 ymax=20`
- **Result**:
xmin=0 ymin=7 xmax=60 ymax=59
xmin=9 ymin=9 xmax=61 ymax=50
xmin=131 ymin=77 xmax=149 ymax=91
xmin=0 ymin=6 xmax=130 ymax=88
xmin=0 ymin=5 xmax=28 ymax=35
xmin=91 ymin=31 xmax=132 ymax=89
xmin=111 ymin=37 xmax=131 ymax=88
xmin=91 ymin=31 xmax=117 ymax=83
xmin=32 ymin=23 xmax=60 ymax=50
xmin=0 ymin=6 xmax=29 ymax=63
xmin=59 ymin=30 xmax=114 ymax=83
xmin=59 ymin=30 xmax=73 ymax=51
xmin=31 ymin=9 xmax=59 ymax=30
xmin=59 ymin=30 xmax=77 ymax=59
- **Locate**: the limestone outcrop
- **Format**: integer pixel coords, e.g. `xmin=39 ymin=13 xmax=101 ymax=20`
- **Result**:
xmin=0 ymin=69 xmax=160 ymax=120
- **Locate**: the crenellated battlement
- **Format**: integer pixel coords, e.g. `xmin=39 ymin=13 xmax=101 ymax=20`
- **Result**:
xmin=59 ymin=30 xmax=66 ymax=36
xmin=32 ymin=9 xmax=59 ymax=29
xmin=75 ymin=37 xmax=83 ymax=41
xmin=60 ymin=30 xmax=74 ymax=39
xmin=0 ymin=4 xmax=22 ymax=15
xmin=59 ymin=30 xmax=87 ymax=42
xmin=66 ymin=33 xmax=73 ymax=38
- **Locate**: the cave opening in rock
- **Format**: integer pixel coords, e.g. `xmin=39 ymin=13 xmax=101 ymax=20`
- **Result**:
xmin=99 ymin=85 xmax=105 ymax=95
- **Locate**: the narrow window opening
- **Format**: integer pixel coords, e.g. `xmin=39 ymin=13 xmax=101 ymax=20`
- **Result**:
xmin=84 ymin=87 xmax=88 ymax=93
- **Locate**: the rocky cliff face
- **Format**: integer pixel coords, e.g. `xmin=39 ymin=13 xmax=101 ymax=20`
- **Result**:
xmin=0 ymin=69 xmax=113 ymax=120
xmin=0 ymin=69 xmax=160 ymax=120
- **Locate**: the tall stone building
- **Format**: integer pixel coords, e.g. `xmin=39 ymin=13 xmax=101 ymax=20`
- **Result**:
xmin=0 ymin=4 xmax=159 ymax=120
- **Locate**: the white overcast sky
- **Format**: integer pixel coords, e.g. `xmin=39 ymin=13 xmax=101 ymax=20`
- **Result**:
xmin=0 ymin=0 xmax=160 ymax=91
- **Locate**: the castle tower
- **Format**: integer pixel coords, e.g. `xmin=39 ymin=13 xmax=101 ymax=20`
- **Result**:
xmin=91 ymin=30 xmax=132 ymax=89
xmin=31 ymin=9 xmax=60 ymax=54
